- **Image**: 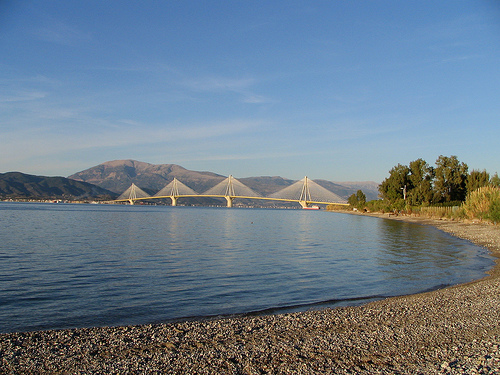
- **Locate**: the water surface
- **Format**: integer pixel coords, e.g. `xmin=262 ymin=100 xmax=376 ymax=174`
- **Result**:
xmin=0 ymin=202 xmax=493 ymax=333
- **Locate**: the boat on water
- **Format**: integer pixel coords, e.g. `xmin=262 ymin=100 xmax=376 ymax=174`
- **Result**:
xmin=303 ymin=205 xmax=320 ymax=210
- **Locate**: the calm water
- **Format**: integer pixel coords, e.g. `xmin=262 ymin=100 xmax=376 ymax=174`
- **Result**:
xmin=0 ymin=202 xmax=494 ymax=333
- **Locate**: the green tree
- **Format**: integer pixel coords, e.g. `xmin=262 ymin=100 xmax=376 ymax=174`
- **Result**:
xmin=347 ymin=193 xmax=358 ymax=206
xmin=379 ymin=164 xmax=411 ymax=203
xmin=491 ymin=172 xmax=500 ymax=187
xmin=433 ymin=155 xmax=468 ymax=202
xmin=466 ymin=169 xmax=490 ymax=194
xmin=408 ymin=158 xmax=434 ymax=205
xmin=356 ymin=190 xmax=366 ymax=207
xmin=348 ymin=190 xmax=367 ymax=209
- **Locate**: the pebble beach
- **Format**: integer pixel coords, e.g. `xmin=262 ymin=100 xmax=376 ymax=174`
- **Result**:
xmin=1 ymin=215 xmax=500 ymax=374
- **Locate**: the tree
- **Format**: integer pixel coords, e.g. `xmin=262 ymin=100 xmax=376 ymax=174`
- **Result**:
xmin=408 ymin=158 xmax=434 ymax=205
xmin=348 ymin=190 xmax=367 ymax=209
xmin=356 ymin=190 xmax=366 ymax=207
xmin=378 ymin=164 xmax=413 ymax=209
xmin=379 ymin=164 xmax=411 ymax=203
xmin=433 ymin=155 xmax=468 ymax=202
xmin=347 ymin=193 xmax=358 ymax=206
xmin=491 ymin=172 xmax=500 ymax=187
xmin=466 ymin=170 xmax=490 ymax=194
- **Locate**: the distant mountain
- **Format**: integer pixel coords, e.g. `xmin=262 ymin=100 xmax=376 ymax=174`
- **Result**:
xmin=0 ymin=172 xmax=117 ymax=200
xmin=69 ymin=160 xmax=226 ymax=194
xmin=238 ymin=176 xmax=295 ymax=197
xmin=327 ymin=181 xmax=380 ymax=201
xmin=69 ymin=160 xmax=380 ymax=201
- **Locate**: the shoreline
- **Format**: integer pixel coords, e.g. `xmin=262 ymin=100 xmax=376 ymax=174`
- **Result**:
xmin=1 ymin=215 xmax=500 ymax=373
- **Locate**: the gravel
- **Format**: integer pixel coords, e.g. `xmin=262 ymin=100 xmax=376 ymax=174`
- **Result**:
xmin=1 ymin=215 xmax=500 ymax=374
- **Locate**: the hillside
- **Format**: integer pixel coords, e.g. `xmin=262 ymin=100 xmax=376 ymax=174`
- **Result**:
xmin=69 ymin=160 xmax=226 ymax=195
xmin=69 ymin=160 xmax=379 ymax=201
xmin=0 ymin=172 xmax=117 ymax=200
xmin=321 ymin=180 xmax=380 ymax=201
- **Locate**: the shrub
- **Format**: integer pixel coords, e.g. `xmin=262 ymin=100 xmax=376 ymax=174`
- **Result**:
xmin=462 ymin=186 xmax=500 ymax=223
xmin=365 ymin=199 xmax=394 ymax=213
xmin=327 ymin=204 xmax=351 ymax=211
xmin=487 ymin=199 xmax=500 ymax=223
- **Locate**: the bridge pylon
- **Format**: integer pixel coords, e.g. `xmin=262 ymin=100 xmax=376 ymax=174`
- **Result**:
xmin=203 ymin=175 xmax=261 ymax=207
xmin=217 ymin=175 xmax=238 ymax=199
xmin=154 ymin=178 xmax=198 ymax=206
xmin=224 ymin=176 xmax=236 ymax=207
xmin=298 ymin=177 xmax=313 ymax=208
xmin=299 ymin=176 xmax=312 ymax=202
xmin=269 ymin=176 xmax=347 ymax=207
xmin=116 ymin=183 xmax=150 ymax=205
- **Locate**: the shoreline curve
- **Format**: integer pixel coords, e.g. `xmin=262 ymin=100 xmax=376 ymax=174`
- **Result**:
xmin=1 ymin=214 xmax=500 ymax=374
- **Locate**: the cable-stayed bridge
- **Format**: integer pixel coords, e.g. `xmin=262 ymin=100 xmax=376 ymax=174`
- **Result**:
xmin=115 ymin=176 xmax=348 ymax=208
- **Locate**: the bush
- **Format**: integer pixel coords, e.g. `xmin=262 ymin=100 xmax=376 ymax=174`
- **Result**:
xmin=365 ymin=199 xmax=394 ymax=213
xmin=487 ymin=199 xmax=500 ymax=223
xmin=326 ymin=204 xmax=351 ymax=211
xmin=462 ymin=186 xmax=500 ymax=223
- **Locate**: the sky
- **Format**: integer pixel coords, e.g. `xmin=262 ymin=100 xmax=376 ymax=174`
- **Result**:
xmin=1 ymin=1 xmax=499 ymax=183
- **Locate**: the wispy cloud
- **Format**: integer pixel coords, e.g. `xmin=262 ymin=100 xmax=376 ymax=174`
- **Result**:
xmin=89 ymin=61 xmax=179 ymax=76
xmin=242 ymin=94 xmax=270 ymax=104
xmin=0 ymin=90 xmax=47 ymax=103
xmin=185 ymin=77 xmax=255 ymax=92
xmin=439 ymin=54 xmax=481 ymax=64
xmin=0 ymin=115 xmax=266 ymax=165
xmin=183 ymin=76 xmax=273 ymax=104
xmin=180 ymin=149 xmax=327 ymax=163
xmin=34 ymin=20 xmax=91 ymax=46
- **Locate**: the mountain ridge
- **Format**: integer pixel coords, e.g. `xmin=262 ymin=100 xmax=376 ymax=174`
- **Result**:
xmin=0 ymin=172 xmax=117 ymax=200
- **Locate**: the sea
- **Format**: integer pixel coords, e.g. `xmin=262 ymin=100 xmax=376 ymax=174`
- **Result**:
xmin=0 ymin=202 xmax=494 ymax=334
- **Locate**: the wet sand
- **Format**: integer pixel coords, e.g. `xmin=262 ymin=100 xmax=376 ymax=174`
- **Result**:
xmin=1 ymin=214 xmax=499 ymax=374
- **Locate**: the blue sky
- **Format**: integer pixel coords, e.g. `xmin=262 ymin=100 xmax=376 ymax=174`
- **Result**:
xmin=1 ymin=1 xmax=499 ymax=182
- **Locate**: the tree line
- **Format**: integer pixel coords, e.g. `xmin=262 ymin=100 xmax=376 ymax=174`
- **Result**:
xmin=344 ymin=155 xmax=500 ymax=218
xmin=377 ymin=155 xmax=499 ymax=209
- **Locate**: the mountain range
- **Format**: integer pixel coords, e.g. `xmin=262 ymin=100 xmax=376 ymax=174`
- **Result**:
xmin=68 ymin=160 xmax=380 ymax=201
xmin=0 ymin=172 xmax=116 ymax=200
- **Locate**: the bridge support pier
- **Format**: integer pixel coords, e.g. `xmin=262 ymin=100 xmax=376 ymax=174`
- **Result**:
xmin=128 ymin=199 xmax=135 ymax=205
xmin=299 ymin=200 xmax=308 ymax=208
xmin=225 ymin=196 xmax=234 ymax=208
xmin=171 ymin=196 xmax=177 ymax=206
